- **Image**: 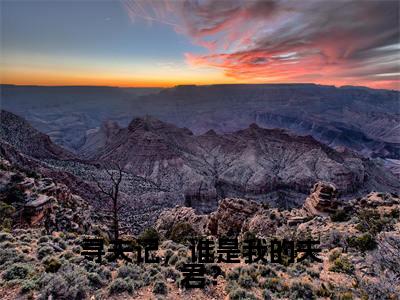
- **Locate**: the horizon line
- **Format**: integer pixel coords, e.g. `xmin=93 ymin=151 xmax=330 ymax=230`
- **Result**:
xmin=1 ymin=82 xmax=398 ymax=92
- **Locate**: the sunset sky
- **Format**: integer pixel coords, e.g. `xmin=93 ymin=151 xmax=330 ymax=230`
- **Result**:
xmin=1 ymin=0 xmax=399 ymax=89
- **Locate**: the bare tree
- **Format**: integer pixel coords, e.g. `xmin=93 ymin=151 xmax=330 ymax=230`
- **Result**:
xmin=91 ymin=162 xmax=123 ymax=241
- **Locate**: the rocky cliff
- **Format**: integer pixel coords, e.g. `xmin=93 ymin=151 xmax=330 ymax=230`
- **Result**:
xmin=85 ymin=116 xmax=399 ymax=212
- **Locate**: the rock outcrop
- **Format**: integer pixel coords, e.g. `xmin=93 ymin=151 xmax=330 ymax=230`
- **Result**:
xmin=207 ymin=198 xmax=260 ymax=237
xmin=155 ymin=206 xmax=208 ymax=238
xmin=303 ymin=182 xmax=340 ymax=216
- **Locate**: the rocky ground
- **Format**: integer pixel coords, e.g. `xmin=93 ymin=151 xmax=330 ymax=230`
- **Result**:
xmin=0 ymin=161 xmax=399 ymax=300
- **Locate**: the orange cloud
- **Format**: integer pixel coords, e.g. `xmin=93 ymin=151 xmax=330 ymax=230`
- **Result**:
xmin=124 ymin=0 xmax=400 ymax=90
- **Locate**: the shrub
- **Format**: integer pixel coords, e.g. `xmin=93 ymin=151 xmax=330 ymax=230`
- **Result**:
xmin=356 ymin=209 xmax=390 ymax=235
xmin=388 ymin=208 xmax=399 ymax=219
xmin=161 ymin=240 xmax=181 ymax=251
xmin=329 ymin=249 xmax=341 ymax=262
xmin=290 ymin=282 xmax=315 ymax=299
xmin=167 ymin=253 xmax=179 ymax=265
xmin=88 ymin=272 xmax=105 ymax=288
xmin=145 ymin=264 xmax=161 ymax=277
xmin=19 ymin=234 xmax=32 ymax=243
xmin=174 ymin=258 xmax=189 ymax=272
xmin=20 ymin=279 xmax=37 ymax=294
xmin=229 ymin=288 xmax=258 ymax=300
xmin=0 ymin=248 xmax=25 ymax=267
xmin=161 ymin=267 xmax=180 ymax=281
xmin=331 ymin=209 xmax=351 ymax=222
xmin=3 ymin=263 xmax=32 ymax=281
xmin=329 ymin=256 xmax=354 ymax=274
xmin=5 ymin=186 xmax=25 ymax=203
xmin=0 ymin=241 xmax=15 ymax=249
xmin=0 ymin=203 xmax=15 ymax=231
xmin=39 ymin=264 xmax=88 ymax=300
xmin=347 ymin=233 xmax=376 ymax=252
xmin=95 ymin=265 xmax=112 ymax=281
xmin=138 ymin=227 xmax=159 ymax=242
xmin=10 ymin=173 xmax=24 ymax=183
xmin=238 ymin=274 xmax=255 ymax=289
xmin=117 ymin=264 xmax=141 ymax=280
xmin=42 ymin=256 xmax=61 ymax=273
xmin=227 ymin=267 xmax=241 ymax=281
xmin=152 ymin=280 xmax=168 ymax=295
xmin=258 ymin=265 xmax=277 ymax=278
xmin=61 ymin=250 xmax=74 ymax=260
xmin=38 ymin=236 xmax=50 ymax=244
xmin=143 ymin=267 xmax=163 ymax=285
xmin=23 ymin=169 xmax=40 ymax=179
xmin=168 ymin=222 xmax=196 ymax=244
xmin=109 ymin=278 xmax=133 ymax=295
xmin=206 ymin=263 xmax=225 ymax=278
xmin=262 ymin=289 xmax=272 ymax=300
xmin=0 ymin=232 xmax=14 ymax=243
xmin=37 ymin=245 xmax=54 ymax=260
xmin=71 ymin=245 xmax=82 ymax=254
xmin=338 ymin=291 xmax=354 ymax=300
xmin=263 ymin=277 xmax=286 ymax=293
xmin=315 ymin=284 xmax=332 ymax=297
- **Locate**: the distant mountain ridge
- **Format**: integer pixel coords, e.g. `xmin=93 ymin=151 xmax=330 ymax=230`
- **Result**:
xmin=2 ymin=83 xmax=398 ymax=160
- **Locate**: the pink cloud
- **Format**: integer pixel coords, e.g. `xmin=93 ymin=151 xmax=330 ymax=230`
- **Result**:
xmin=123 ymin=0 xmax=400 ymax=89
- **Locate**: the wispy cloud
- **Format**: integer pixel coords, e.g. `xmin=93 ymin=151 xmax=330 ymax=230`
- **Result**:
xmin=122 ymin=0 xmax=400 ymax=89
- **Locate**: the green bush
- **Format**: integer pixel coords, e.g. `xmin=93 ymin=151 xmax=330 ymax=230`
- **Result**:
xmin=39 ymin=264 xmax=89 ymax=300
xmin=37 ymin=245 xmax=55 ymax=260
xmin=356 ymin=209 xmax=390 ymax=235
xmin=20 ymin=279 xmax=37 ymax=294
xmin=329 ymin=256 xmax=354 ymax=274
xmin=0 ymin=248 xmax=26 ymax=267
xmin=331 ymin=209 xmax=351 ymax=222
xmin=0 ymin=202 xmax=15 ymax=231
xmin=88 ymin=272 xmax=105 ymax=288
xmin=109 ymin=278 xmax=133 ymax=295
xmin=347 ymin=233 xmax=376 ymax=252
xmin=3 ymin=263 xmax=32 ymax=281
xmin=168 ymin=222 xmax=196 ymax=244
xmin=229 ymin=288 xmax=258 ymax=300
xmin=328 ymin=249 xmax=341 ymax=262
xmin=152 ymin=280 xmax=168 ymax=295
xmin=138 ymin=227 xmax=159 ymax=242
xmin=42 ymin=256 xmax=61 ymax=273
